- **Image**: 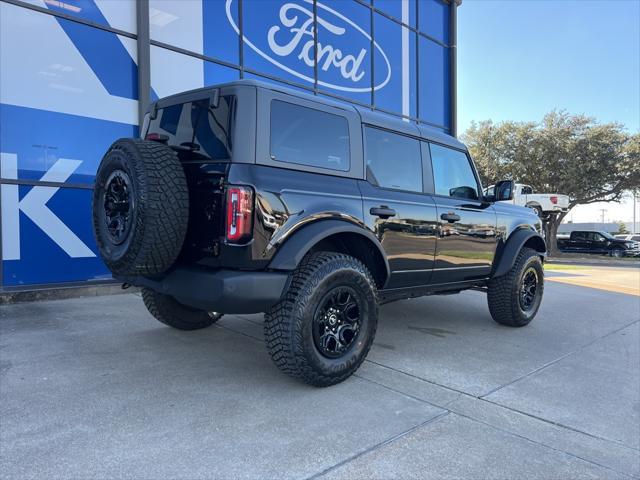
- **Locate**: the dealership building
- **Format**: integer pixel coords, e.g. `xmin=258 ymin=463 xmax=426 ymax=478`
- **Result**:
xmin=0 ymin=0 xmax=458 ymax=290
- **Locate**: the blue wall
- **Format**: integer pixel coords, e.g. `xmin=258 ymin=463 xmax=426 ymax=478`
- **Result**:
xmin=0 ymin=0 xmax=453 ymax=288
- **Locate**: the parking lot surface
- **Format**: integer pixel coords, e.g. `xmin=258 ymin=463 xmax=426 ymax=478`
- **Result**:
xmin=1 ymin=266 xmax=639 ymax=479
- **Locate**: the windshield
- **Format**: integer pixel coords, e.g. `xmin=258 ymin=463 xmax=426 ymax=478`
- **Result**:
xmin=599 ymin=231 xmax=615 ymax=240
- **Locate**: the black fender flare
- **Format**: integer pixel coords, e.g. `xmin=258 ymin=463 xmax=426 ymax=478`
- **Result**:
xmin=268 ymin=219 xmax=390 ymax=282
xmin=492 ymin=228 xmax=546 ymax=277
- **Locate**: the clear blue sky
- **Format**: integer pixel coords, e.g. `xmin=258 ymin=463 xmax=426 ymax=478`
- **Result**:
xmin=457 ymin=0 xmax=640 ymax=134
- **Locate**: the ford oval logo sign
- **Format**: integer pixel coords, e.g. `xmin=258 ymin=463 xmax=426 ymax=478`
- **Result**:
xmin=225 ymin=0 xmax=391 ymax=93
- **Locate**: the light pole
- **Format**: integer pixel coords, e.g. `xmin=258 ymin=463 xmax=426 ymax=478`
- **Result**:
xmin=634 ymin=192 xmax=637 ymax=234
xmin=599 ymin=208 xmax=607 ymax=225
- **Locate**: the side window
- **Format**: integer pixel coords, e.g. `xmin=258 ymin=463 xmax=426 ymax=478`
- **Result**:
xmin=429 ymin=143 xmax=479 ymax=200
xmin=270 ymin=100 xmax=350 ymax=172
xmin=522 ymin=185 xmax=533 ymax=195
xmin=364 ymin=127 xmax=422 ymax=193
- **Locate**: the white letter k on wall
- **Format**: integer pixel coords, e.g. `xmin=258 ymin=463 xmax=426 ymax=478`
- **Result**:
xmin=1 ymin=152 xmax=95 ymax=260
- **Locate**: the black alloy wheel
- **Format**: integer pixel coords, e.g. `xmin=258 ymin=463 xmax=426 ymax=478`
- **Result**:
xmin=519 ymin=267 xmax=539 ymax=312
xmin=102 ymin=169 xmax=134 ymax=245
xmin=313 ymin=286 xmax=361 ymax=359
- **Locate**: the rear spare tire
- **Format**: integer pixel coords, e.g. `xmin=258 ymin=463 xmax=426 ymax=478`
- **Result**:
xmin=92 ymin=138 xmax=188 ymax=276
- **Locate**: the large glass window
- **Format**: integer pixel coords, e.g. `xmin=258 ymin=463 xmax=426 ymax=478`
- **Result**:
xmin=419 ymin=37 xmax=449 ymax=128
xmin=270 ymin=101 xmax=350 ymax=171
xmin=25 ymin=0 xmax=136 ymax=34
xmin=243 ymin=0 xmax=315 ymax=88
xmin=429 ymin=143 xmax=479 ymax=200
xmin=373 ymin=13 xmax=417 ymax=118
xmin=317 ymin=0 xmax=372 ymax=105
xmin=418 ymin=0 xmax=450 ymax=45
xmin=376 ymin=0 xmax=417 ymax=28
xmin=365 ymin=127 xmax=422 ymax=192
xmin=147 ymin=96 xmax=236 ymax=161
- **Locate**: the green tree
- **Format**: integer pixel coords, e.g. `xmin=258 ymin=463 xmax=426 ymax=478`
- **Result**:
xmin=616 ymin=222 xmax=629 ymax=235
xmin=462 ymin=111 xmax=640 ymax=254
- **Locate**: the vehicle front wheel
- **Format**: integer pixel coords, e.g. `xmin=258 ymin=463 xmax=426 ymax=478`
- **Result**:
xmin=487 ymin=247 xmax=544 ymax=327
xmin=264 ymin=252 xmax=379 ymax=387
xmin=609 ymin=248 xmax=624 ymax=258
xmin=141 ymin=288 xmax=223 ymax=330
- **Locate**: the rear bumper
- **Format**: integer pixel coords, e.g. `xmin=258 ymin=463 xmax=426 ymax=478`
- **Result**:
xmin=117 ymin=267 xmax=289 ymax=314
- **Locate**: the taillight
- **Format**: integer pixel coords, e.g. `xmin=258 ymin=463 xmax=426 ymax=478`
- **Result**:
xmin=550 ymin=196 xmax=558 ymax=205
xmin=145 ymin=132 xmax=169 ymax=143
xmin=226 ymin=186 xmax=253 ymax=243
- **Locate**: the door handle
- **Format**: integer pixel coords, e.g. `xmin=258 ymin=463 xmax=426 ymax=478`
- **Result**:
xmin=440 ymin=212 xmax=461 ymax=223
xmin=370 ymin=206 xmax=397 ymax=219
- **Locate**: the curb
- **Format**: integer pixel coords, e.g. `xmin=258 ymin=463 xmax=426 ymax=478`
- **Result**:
xmin=1 ymin=283 xmax=140 ymax=305
xmin=546 ymin=257 xmax=640 ymax=268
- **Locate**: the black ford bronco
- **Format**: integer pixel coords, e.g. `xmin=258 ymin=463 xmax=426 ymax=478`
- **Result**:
xmin=92 ymin=80 xmax=546 ymax=387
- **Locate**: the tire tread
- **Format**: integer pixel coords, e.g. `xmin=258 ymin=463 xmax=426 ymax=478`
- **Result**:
xmin=93 ymin=138 xmax=189 ymax=276
xmin=264 ymin=252 xmax=378 ymax=387
xmin=141 ymin=288 xmax=222 ymax=330
xmin=487 ymin=247 xmax=543 ymax=327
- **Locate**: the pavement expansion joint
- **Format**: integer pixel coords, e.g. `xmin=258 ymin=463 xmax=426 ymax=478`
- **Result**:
xmin=304 ymin=411 xmax=452 ymax=480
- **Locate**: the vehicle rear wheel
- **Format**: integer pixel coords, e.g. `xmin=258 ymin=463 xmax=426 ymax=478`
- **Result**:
xmin=487 ymin=247 xmax=544 ymax=327
xmin=529 ymin=205 xmax=549 ymax=221
xmin=141 ymin=288 xmax=223 ymax=330
xmin=264 ymin=252 xmax=378 ymax=387
xmin=92 ymin=138 xmax=189 ymax=276
xmin=609 ymin=248 xmax=624 ymax=258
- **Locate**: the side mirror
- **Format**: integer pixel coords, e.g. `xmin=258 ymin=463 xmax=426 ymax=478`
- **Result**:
xmin=494 ymin=180 xmax=514 ymax=201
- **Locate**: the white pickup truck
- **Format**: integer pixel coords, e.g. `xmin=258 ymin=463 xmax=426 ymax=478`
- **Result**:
xmin=485 ymin=183 xmax=570 ymax=219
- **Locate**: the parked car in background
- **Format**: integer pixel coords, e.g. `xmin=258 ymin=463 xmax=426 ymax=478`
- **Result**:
xmin=557 ymin=231 xmax=640 ymax=257
xmin=485 ymin=183 xmax=569 ymax=219
xmin=615 ymin=234 xmax=640 ymax=242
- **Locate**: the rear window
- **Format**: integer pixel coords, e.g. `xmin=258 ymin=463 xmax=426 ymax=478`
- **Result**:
xmin=146 ymin=95 xmax=235 ymax=161
xmin=270 ymin=100 xmax=350 ymax=172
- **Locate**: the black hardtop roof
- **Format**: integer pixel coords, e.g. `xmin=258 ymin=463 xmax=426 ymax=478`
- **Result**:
xmin=151 ymin=79 xmax=466 ymax=151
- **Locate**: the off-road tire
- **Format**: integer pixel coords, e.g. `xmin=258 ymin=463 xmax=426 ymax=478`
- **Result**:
xmin=264 ymin=252 xmax=379 ymax=387
xmin=141 ymin=288 xmax=223 ymax=330
xmin=487 ymin=247 xmax=544 ymax=327
xmin=92 ymin=138 xmax=189 ymax=276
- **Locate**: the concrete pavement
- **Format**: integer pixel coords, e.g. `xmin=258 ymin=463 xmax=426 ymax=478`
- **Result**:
xmin=1 ymin=272 xmax=638 ymax=479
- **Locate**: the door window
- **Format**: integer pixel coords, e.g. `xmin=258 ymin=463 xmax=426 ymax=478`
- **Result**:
xmin=270 ymin=100 xmax=350 ymax=172
xmin=521 ymin=185 xmax=534 ymax=195
xmin=364 ymin=127 xmax=422 ymax=193
xmin=429 ymin=143 xmax=479 ymax=200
